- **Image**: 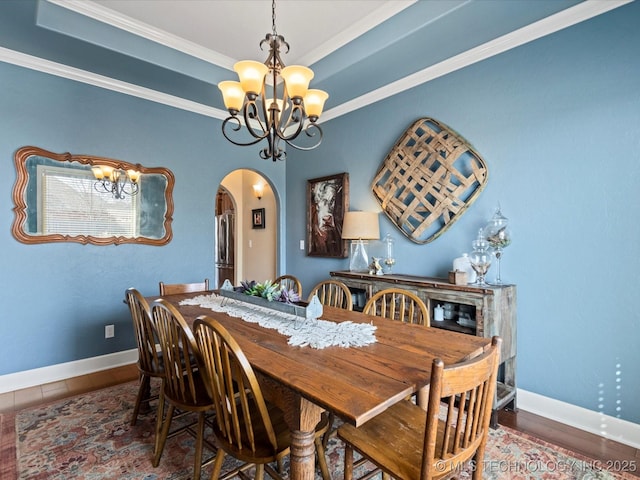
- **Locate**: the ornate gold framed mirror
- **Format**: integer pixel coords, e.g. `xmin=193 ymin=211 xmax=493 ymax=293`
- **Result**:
xmin=11 ymin=146 xmax=174 ymax=246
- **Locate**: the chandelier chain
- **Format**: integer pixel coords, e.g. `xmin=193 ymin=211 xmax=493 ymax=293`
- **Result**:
xmin=272 ymin=0 xmax=277 ymax=36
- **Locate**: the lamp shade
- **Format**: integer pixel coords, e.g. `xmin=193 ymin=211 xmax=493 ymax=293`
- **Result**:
xmin=218 ymin=81 xmax=245 ymax=111
xmin=234 ymin=60 xmax=268 ymax=95
xmin=342 ymin=211 xmax=380 ymax=240
xmin=281 ymin=65 xmax=314 ymax=99
xmin=303 ymin=89 xmax=329 ymax=119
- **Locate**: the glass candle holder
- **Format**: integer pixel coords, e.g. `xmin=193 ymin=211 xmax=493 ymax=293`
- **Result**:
xmin=383 ymin=233 xmax=395 ymax=274
xmin=469 ymin=228 xmax=492 ymax=286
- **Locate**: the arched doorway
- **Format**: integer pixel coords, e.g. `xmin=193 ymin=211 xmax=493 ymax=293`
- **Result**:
xmin=215 ymin=169 xmax=277 ymax=288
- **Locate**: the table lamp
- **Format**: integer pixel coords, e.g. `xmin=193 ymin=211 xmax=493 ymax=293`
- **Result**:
xmin=342 ymin=211 xmax=380 ymax=272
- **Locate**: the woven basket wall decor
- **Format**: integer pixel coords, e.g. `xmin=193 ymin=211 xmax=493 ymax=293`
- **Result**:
xmin=372 ymin=117 xmax=488 ymax=244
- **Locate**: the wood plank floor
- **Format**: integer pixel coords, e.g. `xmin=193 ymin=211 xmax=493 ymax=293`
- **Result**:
xmin=1 ymin=364 xmax=638 ymax=478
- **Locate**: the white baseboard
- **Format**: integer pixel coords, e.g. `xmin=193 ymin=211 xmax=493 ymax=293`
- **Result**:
xmin=518 ymin=388 xmax=640 ymax=449
xmin=0 ymin=349 xmax=137 ymax=394
xmin=2 ymin=355 xmax=638 ymax=449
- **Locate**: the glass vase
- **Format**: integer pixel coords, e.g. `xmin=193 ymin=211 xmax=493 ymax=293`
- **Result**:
xmin=485 ymin=206 xmax=512 ymax=285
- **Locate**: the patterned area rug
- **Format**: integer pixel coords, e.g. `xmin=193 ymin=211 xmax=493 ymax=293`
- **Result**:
xmin=4 ymin=381 xmax=636 ymax=480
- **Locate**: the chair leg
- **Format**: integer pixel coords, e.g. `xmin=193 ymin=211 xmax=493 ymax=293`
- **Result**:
xmin=153 ymin=401 xmax=175 ymax=467
xmin=209 ymin=450 xmax=226 ymax=480
xmin=152 ymin=388 xmax=165 ymax=464
xmin=322 ymin=412 xmax=335 ymax=448
xmin=344 ymin=444 xmax=354 ymax=480
xmin=193 ymin=412 xmax=205 ymax=480
xmin=472 ymin=447 xmax=486 ymax=480
xmin=315 ymin=434 xmax=332 ymax=480
xmin=131 ymin=374 xmax=151 ymax=426
xmin=255 ymin=463 xmax=265 ymax=480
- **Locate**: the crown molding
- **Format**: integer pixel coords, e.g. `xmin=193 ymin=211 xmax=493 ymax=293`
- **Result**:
xmin=47 ymin=0 xmax=236 ymax=69
xmin=0 ymin=46 xmax=227 ymax=120
xmin=296 ymin=0 xmax=416 ymax=67
xmin=1 ymin=0 xmax=632 ymax=125
xmin=49 ymin=0 xmax=416 ymax=70
xmin=321 ymin=0 xmax=633 ymax=122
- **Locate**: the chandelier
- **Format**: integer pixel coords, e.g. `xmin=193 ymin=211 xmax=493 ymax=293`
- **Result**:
xmin=92 ymin=166 xmax=140 ymax=199
xmin=218 ymin=0 xmax=329 ymax=162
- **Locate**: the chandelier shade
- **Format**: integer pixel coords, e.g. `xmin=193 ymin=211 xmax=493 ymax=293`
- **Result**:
xmin=280 ymin=65 xmax=314 ymax=98
xmin=218 ymin=0 xmax=328 ymax=162
xmin=304 ymin=90 xmax=330 ymax=119
xmin=234 ymin=61 xmax=269 ymax=95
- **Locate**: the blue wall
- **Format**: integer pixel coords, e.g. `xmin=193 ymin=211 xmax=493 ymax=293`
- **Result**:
xmin=0 ymin=61 xmax=286 ymax=374
xmin=285 ymin=3 xmax=640 ymax=423
xmin=0 ymin=1 xmax=638 ymax=426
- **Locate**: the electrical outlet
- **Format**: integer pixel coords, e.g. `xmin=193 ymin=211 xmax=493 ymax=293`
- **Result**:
xmin=299 ymin=240 xmax=305 ymax=250
xmin=105 ymin=324 xmax=115 ymax=339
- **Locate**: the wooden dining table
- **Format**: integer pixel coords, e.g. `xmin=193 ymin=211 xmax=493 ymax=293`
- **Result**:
xmin=154 ymin=292 xmax=491 ymax=480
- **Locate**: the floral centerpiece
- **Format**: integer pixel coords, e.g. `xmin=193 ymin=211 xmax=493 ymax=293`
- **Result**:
xmin=237 ymin=280 xmax=301 ymax=304
xmin=220 ymin=279 xmax=322 ymax=320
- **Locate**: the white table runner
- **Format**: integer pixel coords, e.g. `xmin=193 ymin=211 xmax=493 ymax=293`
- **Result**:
xmin=180 ymin=293 xmax=377 ymax=349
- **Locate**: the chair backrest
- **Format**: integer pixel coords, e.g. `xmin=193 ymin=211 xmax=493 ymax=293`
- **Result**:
xmin=159 ymin=279 xmax=210 ymax=296
xmin=307 ymin=279 xmax=353 ymax=310
xmin=193 ymin=315 xmax=280 ymax=455
xmin=151 ymin=299 xmax=206 ymax=404
xmin=274 ymin=275 xmax=302 ymax=296
xmin=421 ymin=336 xmax=501 ymax=479
xmin=125 ymin=288 xmax=162 ymax=376
xmin=363 ymin=288 xmax=430 ymax=326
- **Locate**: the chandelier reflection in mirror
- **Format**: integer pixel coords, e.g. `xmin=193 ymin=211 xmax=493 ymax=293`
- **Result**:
xmin=92 ymin=165 xmax=140 ymax=199
xmin=218 ymin=0 xmax=329 ymax=162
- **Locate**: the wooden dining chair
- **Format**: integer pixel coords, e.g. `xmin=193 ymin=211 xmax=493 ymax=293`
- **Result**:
xmin=193 ymin=315 xmax=332 ymax=480
xmin=363 ymin=288 xmax=430 ymax=326
xmin=338 ymin=336 xmax=502 ymax=480
xmin=158 ymin=278 xmax=210 ymax=296
xmin=307 ymin=279 xmax=353 ymax=310
xmin=125 ymin=288 xmax=164 ymax=426
xmin=274 ymin=274 xmax=302 ymax=296
xmin=150 ymin=299 xmax=215 ymax=480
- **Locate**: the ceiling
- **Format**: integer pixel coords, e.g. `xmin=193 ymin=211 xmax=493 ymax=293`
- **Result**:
xmin=5 ymin=0 xmax=631 ymax=122
xmin=91 ymin=0 xmax=410 ymax=67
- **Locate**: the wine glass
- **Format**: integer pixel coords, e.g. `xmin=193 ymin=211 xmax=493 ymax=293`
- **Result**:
xmin=485 ymin=206 xmax=512 ymax=285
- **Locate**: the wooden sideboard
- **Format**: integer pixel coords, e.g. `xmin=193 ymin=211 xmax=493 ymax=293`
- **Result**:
xmin=330 ymin=270 xmax=517 ymax=416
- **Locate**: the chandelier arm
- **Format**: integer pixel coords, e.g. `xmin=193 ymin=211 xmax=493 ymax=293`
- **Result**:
xmin=242 ymin=100 xmax=272 ymax=140
xmin=221 ymin=116 xmax=269 ymax=147
xmin=259 ymin=130 xmax=287 ymax=161
xmin=283 ymin=123 xmax=324 ymax=152
xmin=121 ymin=181 xmax=139 ymax=196
xmin=95 ymin=180 xmax=110 ymax=195
xmin=274 ymin=103 xmax=305 ymax=142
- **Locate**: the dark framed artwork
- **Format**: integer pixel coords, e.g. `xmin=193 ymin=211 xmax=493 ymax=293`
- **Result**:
xmin=306 ymin=172 xmax=349 ymax=257
xmin=252 ymin=208 xmax=265 ymax=229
